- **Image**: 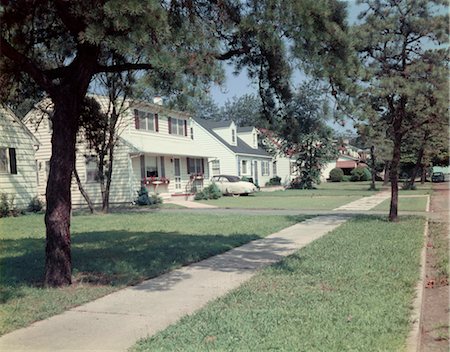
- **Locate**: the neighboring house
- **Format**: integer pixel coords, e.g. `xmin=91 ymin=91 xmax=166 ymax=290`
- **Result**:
xmin=323 ymin=143 xmax=368 ymax=179
xmin=258 ymin=128 xmax=298 ymax=185
xmin=24 ymin=97 xmax=213 ymax=207
xmin=192 ymin=119 xmax=273 ymax=187
xmin=0 ymin=105 xmax=39 ymax=208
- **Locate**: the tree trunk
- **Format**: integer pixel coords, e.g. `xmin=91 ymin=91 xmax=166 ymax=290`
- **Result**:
xmin=44 ymin=98 xmax=80 ymax=287
xmin=73 ymin=167 xmax=95 ymax=214
xmin=383 ymin=160 xmax=390 ymax=185
xmin=409 ymin=146 xmax=424 ymax=188
xmin=421 ymin=165 xmax=427 ymax=184
xmin=370 ymin=145 xmax=376 ymax=190
xmin=389 ymin=135 xmax=402 ymax=222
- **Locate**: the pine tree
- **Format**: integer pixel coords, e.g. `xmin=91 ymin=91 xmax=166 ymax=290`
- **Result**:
xmin=354 ymin=0 xmax=448 ymax=221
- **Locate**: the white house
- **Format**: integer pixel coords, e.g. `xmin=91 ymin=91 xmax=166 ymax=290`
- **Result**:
xmin=192 ymin=119 xmax=274 ymax=187
xmin=0 ymin=105 xmax=39 ymax=208
xmin=24 ymin=97 xmax=213 ymax=207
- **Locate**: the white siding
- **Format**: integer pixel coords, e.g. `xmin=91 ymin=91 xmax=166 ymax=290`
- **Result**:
xmin=237 ymin=129 xmax=258 ymax=149
xmin=0 ymin=107 xmax=38 ymax=208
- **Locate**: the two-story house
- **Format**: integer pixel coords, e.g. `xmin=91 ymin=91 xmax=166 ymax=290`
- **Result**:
xmin=0 ymin=105 xmax=39 ymax=208
xmin=192 ymin=118 xmax=273 ymax=187
xmin=24 ymin=96 xmax=212 ymax=207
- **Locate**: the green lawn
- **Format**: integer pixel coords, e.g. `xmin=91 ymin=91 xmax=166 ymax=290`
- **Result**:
xmin=372 ymin=196 xmax=429 ymax=212
xmin=199 ymin=195 xmax=362 ymax=210
xmin=260 ymin=181 xmax=386 ymax=197
xmin=0 ymin=212 xmax=303 ymax=335
xmin=133 ymin=216 xmax=425 ymax=352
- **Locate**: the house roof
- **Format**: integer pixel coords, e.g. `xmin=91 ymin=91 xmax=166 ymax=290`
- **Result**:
xmin=1 ymin=105 xmax=40 ymax=146
xmin=336 ymin=160 xmax=358 ymax=169
xmin=195 ymin=118 xmax=271 ymax=158
xmin=237 ymin=126 xmax=254 ymax=133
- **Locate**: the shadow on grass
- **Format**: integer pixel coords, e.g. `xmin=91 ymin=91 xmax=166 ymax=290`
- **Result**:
xmin=0 ymin=230 xmax=266 ymax=303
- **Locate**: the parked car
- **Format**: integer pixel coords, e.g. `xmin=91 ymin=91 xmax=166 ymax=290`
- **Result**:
xmin=431 ymin=172 xmax=445 ymax=183
xmin=210 ymin=175 xmax=258 ymax=196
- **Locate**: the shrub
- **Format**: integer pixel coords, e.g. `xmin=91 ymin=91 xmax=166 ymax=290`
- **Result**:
xmin=350 ymin=167 xmax=372 ymax=182
xmin=136 ymin=187 xmax=162 ymax=206
xmin=342 ymin=175 xmax=351 ymax=182
xmin=401 ymin=181 xmax=417 ymax=190
xmin=0 ymin=193 xmax=19 ymax=217
xmin=27 ymin=196 xmax=44 ymax=213
xmin=266 ymin=176 xmax=282 ymax=186
xmin=329 ymin=168 xmax=344 ymax=182
xmin=195 ymin=183 xmax=222 ymax=200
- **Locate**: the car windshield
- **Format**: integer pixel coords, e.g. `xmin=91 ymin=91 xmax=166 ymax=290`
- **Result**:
xmin=433 ymin=172 xmax=443 ymax=176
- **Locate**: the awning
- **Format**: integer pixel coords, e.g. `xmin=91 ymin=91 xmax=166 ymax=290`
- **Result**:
xmin=122 ymin=135 xmax=216 ymax=158
xmin=336 ymin=160 xmax=357 ymax=169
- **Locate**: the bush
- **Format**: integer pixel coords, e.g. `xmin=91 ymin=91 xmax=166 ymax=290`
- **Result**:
xmin=266 ymin=176 xmax=282 ymax=186
xmin=27 ymin=196 xmax=44 ymax=213
xmin=329 ymin=168 xmax=344 ymax=182
xmin=0 ymin=193 xmax=19 ymax=217
xmin=342 ymin=175 xmax=351 ymax=182
xmin=401 ymin=181 xmax=417 ymax=190
xmin=350 ymin=167 xmax=372 ymax=182
xmin=136 ymin=187 xmax=162 ymax=206
xmin=195 ymin=183 xmax=222 ymax=200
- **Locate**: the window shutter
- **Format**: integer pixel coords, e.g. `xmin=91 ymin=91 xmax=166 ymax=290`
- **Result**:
xmin=186 ymin=157 xmax=190 ymax=174
xmin=9 ymin=148 xmax=17 ymax=174
xmin=237 ymin=159 xmax=241 ymax=176
xmin=201 ymin=158 xmax=205 ymax=174
xmin=140 ymin=155 xmax=145 ymax=179
xmin=160 ymin=156 xmax=165 ymax=177
xmin=168 ymin=117 xmax=172 ymax=134
xmin=184 ymin=120 xmax=188 ymax=136
xmin=134 ymin=109 xmax=140 ymax=129
xmin=155 ymin=113 xmax=159 ymax=132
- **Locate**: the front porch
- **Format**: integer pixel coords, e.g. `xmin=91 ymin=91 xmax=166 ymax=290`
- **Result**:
xmin=131 ymin=153 xmax=209 ymax=198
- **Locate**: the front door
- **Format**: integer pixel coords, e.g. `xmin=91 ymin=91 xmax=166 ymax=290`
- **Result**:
xmin=174 ymin=158 xmax=181 ymax=191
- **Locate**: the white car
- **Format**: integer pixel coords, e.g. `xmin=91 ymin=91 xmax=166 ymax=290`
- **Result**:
xmin=211 ymin=175 xmax=258 ymax=197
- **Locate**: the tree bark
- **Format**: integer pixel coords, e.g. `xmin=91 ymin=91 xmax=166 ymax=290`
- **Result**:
xmin=389 ymin=138 xmax=401 ymax=222
xmin=409 ymin=146 xmax=425 ymax=188
xmin=44 ymin=97 xmax=79 ymax=286
xmin=73 ymin=167 xmax=95 ymax=214
xmin=383 ymin=160 xmax=390 ymax=185
xmin=370 ymin=145 xmax=376 ymax=190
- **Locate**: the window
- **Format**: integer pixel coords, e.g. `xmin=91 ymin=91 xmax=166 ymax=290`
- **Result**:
xmin=169 ymin=117 xmax=187 ymax=136
xmin=85 ymin=156 xmax=98 ymax=183
xmin=0 ymin=147 xmax=17 ymax=174
xmin=232 ymin=129 xmax=236 ymax=143
xmin=36 ymin=160 xmax=40 ymax=186
xmin=272 ymin=161 xmax=277 ymax=176
xmin=187 ymin=158 xmax=204 ymax=174
xmin=190 ymin=127 xmax=194 ymax=140
xmin=0 ymin=148 xmax=8 ymax=173
xmin=241 ymin=160 xmax=247 ymax=174
xmin=261 ymin=161 xmax=270 ymax=176
xmin=253 ymin=133 xmax=256 ymax=147
xmin=211 ymin=160 xmax=220 ymax=175
xmin=134 ymin=109 xmax=157 ymax=132
xmin=145 ymin=156 xmax=158 ymax=177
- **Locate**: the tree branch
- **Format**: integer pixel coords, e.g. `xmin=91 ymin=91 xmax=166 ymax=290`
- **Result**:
xmin=95 ymin=62 xmax=155 ymax=73
xmin=0 ymin=36 xmax=54 ymax=92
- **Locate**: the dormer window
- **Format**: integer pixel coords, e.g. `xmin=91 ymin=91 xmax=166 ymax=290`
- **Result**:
xmin=134 ymin=109 xmax=159 ymax=132
xmin=253 ymin=133 xmax=256 ymax=147
xmin=232 ymin=129 xmax=236 ymax=143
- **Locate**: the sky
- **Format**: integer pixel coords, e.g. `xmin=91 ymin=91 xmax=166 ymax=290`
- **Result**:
xmin=209 ymin=1 xmax=363 ymax=134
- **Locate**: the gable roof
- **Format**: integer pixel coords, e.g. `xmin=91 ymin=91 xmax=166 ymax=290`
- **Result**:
xmin=195 ymin=118 xmax=271 ymax=158
xmin=1 ymin=105 xmax=40 ymax=146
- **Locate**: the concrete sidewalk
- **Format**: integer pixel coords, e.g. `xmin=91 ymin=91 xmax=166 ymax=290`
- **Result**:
xmin=0 ymin=216 xmax=346 ymax=352
xmin=332 ymin=190 xmax=391 ymax=211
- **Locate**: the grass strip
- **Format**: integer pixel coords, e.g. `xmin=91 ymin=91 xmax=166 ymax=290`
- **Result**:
xmin=133 ymin=216 xmax=424 ymax=352
xmin=372 ymin=196 xmax=428 ymax=212
xmin=199 ymin=195 xmax=362 ymax=210
xmin=0 ymin=213 xmax=304 ymax=335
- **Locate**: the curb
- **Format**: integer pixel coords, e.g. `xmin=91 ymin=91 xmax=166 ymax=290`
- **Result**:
xmin=405 ymin=194 xmax=430 ymax=351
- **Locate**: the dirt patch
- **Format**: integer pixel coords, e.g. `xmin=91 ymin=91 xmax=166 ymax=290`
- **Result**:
xmin=420 ymin=183 xmax=449 ymax=351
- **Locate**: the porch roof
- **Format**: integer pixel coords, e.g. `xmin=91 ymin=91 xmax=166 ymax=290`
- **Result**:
xmin=123 ymin=136 xmax=215 ymax=158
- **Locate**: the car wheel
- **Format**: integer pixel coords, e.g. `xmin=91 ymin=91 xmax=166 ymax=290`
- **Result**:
xmin=231 ymin=193 xmax=240 ymax=198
